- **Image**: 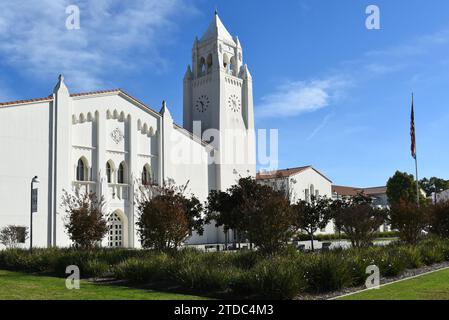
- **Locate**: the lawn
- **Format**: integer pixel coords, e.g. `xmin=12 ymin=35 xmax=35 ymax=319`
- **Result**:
xmin=0 ymin=269 xmax=208 ymax=300
xmin=339 ymin=268 xmax=449 ymax=300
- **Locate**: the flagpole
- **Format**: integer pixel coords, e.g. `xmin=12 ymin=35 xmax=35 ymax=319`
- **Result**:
xmin=415 ymin=149 xmax=420 ymax=207
xmin=412 ymin=93 xmax=420 ymax=207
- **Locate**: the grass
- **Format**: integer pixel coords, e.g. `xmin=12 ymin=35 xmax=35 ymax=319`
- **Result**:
xmin=339 ymin=268 xmax=449 ymax=300
xmin=0 ymin=269 xmax=208 ymax=300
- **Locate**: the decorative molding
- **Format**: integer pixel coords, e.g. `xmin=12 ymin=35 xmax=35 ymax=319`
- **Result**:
xmin=72 ymin=145 xmax=96 ymax=151
xmin=138 ymin=153 xmax=157 ymax=159
xmin=111 ymin=127 xmax=124 ymax=144
xmin=106 ymin=149 xmax=128 ymax=155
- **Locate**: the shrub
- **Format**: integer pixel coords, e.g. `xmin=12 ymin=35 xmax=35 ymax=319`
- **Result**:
xmin=295 ymin=231 xmax=400 ymax=242
xmin=343 ymin=248 xmax=376 ymax=286
xmin=397 ymin=246 xmax=423 ymax=269
xmin=303 ymin=253 xmax=352 ymax=293
xmin=61 ymin=191 xmax=108 ymax=249
xmin=374 ymin=249 xmax=407 ymax=277
xmin=84 ymin=259 xmax=110 ymax=278
xmin=136 ymin=183 xmax=204 ymax=251
xmin=418 ymin=239 xmax=446 ymax=265
xmin=0 ymin=225 xmax=29 ymax=248
xmin=390 ymin=200 xmax=430 ymax=244
xmin=2 ymin=238 xmax=449 ymax=299
xmin=168 ymin=250 xmax=235 ymax=291
xmin=332 ymin=194 xmax=387 ymax=248
xmin=232 ymin=256 xmax=306 ymax=299
xmin=114 ymin=254 xmax=171 ymax=282
xmin=429 ymin=201 xmax=449 ymax=238
xmin=227 ymin=251 xmax=262 ymax=270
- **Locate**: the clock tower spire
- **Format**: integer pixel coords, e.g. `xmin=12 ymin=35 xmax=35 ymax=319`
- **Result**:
xmin=183 ymin=13 xmax=255 ymax=190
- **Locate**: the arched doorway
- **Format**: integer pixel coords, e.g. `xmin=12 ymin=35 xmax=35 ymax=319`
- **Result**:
xmin=108 ymin=212 xmax=124 ymax=247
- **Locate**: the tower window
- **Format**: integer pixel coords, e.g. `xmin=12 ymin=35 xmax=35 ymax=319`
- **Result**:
xmin=76 ymin=158 xmax=87 ymax=181
xmin=106 ymin=161 xmax=113 ymax=183
xmin=229 ymin=56 xmax=236 ymax=75
xmin=206 ymin=54 xmax=213 ymax=72
xmin=198 ymin=57 xmax=206 ymax=76
xmin=118 ymin=162 xmax=126 ymax=184
xmin=223 ymin=53 xmax=229 ymax=71
xmin=142 ymin=165 xmax=152 ymax=186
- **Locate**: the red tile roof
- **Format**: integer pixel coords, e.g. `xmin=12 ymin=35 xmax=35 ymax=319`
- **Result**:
xmin=257 ymin=166 xmax=332 ymax=183
xmin=0 ymin=96 xmax=53 ymax=107
xmin=0 ymin=88 xmax=152 ymax=111
xmin=332 ymin=185 xmax=361 ymax=196
xmin=70 ymin=89 xmax=121 ymax=97
xmin=332 ymin=185 xmax=387 ymax=196
xmin=257 ymin=166 xmax=310 ymax=180
xmin=363 ymin=186 xmax=387 ymax=195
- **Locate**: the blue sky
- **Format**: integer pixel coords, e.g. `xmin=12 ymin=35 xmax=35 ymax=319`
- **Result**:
xmin=1 ymin=0 xmax=448 ymax=187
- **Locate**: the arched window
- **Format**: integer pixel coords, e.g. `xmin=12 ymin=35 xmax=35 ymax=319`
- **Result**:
xmin=118 ymin=162 xmax=125 ymax=184
xmin=206 ymin=54 xmax=213 ymax=72
xmin=76 ymin=158 xmax=86 ymax=181
xmin=106 ymin=162 xmax=112 ymax=183
xmin=223 ymin=53 xmax=229 ymax=71
xmin=108 ymin=212 xmax=123 ymax=248
xmin=198 ymin=57 xmax=206 ymax=76
xmin=229 ymin=56 xmax=236 ymax=75
xmin=142 ymin=165 xmax=152 ymax=186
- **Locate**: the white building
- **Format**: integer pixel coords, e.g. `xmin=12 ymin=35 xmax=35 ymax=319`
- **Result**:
xmin=0 ymin=13 xmax=256 ymax=249
xmin=257 ymin=166 xmax=335 ymax=234
xmin=437 ymin=190 xmax=449 ymax=203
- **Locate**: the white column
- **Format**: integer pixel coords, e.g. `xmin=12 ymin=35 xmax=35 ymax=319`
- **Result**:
xmin=96 ymin=110 xmax=106 ymax=198
xmin=127 ymin=114 xmax=137 ymax=248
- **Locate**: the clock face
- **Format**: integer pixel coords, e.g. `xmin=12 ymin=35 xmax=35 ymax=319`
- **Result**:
xmin=195 ymin=95 xmax=210 ymax=113
xmin=228 ymin=94 xmax=241 ymax=113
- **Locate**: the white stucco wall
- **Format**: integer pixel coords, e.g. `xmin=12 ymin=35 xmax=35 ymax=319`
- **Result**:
xmin=437 ymin=190 xmax=449 ymax=203
xmin=0 ymin=100 xmax=52 ymax=249
xmin=258 ymin=167 xmax=335 ymax=235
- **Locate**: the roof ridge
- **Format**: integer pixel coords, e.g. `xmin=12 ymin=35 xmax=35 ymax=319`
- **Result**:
xmin=0 ymin=88 xmax=123 ymax=107
xmin=70 ymin=88 xmax=121 ymax=97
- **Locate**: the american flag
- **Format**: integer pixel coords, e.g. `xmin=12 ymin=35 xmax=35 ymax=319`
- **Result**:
xmin=410 ymin=94 xmax=416 ymax=159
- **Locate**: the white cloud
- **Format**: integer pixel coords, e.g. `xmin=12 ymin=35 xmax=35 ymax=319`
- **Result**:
xmin=365 ymin=29 xmax=449 ymax=59
xmin=257 ymin=27 xmax=449 ymax=120
xmin=257 ymin=77 xmax=349 ymax=118
xmin=0 ymin=0 xmax=197 ymax=91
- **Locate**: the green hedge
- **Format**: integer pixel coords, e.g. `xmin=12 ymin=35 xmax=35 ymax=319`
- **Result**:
xmin=295 ymin=231 xmax=400 ymax=242
xmin=1 ymin=237 xmax=448 ymax=299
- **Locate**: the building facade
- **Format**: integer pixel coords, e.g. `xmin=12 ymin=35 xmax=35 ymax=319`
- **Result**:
xmin=437 ymin=190 xmax=449 ymax=203
xmin=257 ymin=166 xmax=335 ymax=234
xmin=0 ymin=13 xmax=256 ymax=249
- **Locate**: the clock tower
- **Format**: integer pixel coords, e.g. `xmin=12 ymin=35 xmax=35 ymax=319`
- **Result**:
xmin=183 ymin=12 xmax=256 ymax=190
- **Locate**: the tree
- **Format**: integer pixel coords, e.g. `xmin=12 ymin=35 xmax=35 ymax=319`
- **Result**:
xmin=206 ymin=177 xmax=295 ymax=255
xmin=61 ymin=191 xmax=108 ymax=249
xmin=206 ymin=177 xmax=268 ymax=248
xmin=386 ymin=171 xmax=418 ymax=206
xmin=332 ymin=193 xmax=387 ymax=248
xmin=428 ymin=200 xmax=449 ymax=238
xmin=241 ymin=183 xmax=295 ymax=255
xmin=292 ymin=196 xmax=332 ymax=251
xmin=0 ymin=225 xmax=28 ymax=248
xmin=206 ymin=189 xmax=240 ymax=246
xmin=136 ymin=182 xmax=204 ymax=251
xmin=420 ymin=177 xmax=449 ymax=197
xmin=390 ymin=200 xmax=430 ymax=244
